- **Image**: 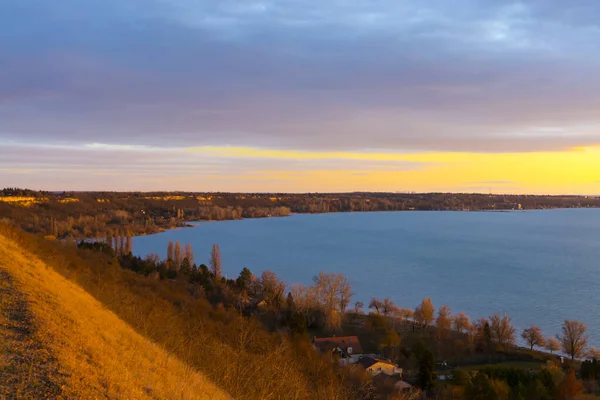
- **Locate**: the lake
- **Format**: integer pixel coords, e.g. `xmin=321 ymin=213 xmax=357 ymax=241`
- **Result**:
xmin=133 ymin=209 xmax=600 ymax=345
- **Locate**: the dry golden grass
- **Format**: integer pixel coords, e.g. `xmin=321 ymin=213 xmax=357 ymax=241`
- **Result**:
xmin=0 ymin=268 xmax=63 ymax=399
xmin=144 ymin=195 xmax=187 ymax=201
xmin=0 ymin=234 xmax=230 ymax=400
xmin=0 ymin=196 xmax=48 ymax=207
xmin=57 ymin=198 xmax=79 ymax=204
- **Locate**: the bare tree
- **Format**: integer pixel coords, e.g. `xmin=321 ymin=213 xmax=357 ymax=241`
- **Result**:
xmin=119 ymin=234 xmax=126 ymax=256
xmin=185 ymin=243 xmax=194 ymax=266
xmin=521 ymin=325 xmax=546 ymax=351
xmin=354 ymin=301 xmax=364 ymax=314
xmin=145 ymin=253 xmax=161 ymax=266
xmin=381 ymin=298 xmax=396 ymax=317
xmin=398 ymin=308 xmax=414 ymax=324
xmin=290 ymin=283 xmax=320 ymax=326
xmin=369 ymin=298 xmax=383 ymax=315
xmin=587 ymin=347 xmax=600 ymax=360
xmin=414 ymin=297 xmax=435 ymax=327
xmin=211 ymin=243 xmax=222 ymax=279
xmin=453 ymin=312 xmax=470 ymax=334
xmin=125 ymin=235 xmax=132 ymax=255
xmin=312 ymin=272 xmax=353 ymax=313
xmin=545 ymin=337 xmax=560 ymax=355
xmin=167 ymin=241 xmax=174 ymax=261
xmin=489 ymin=313 xmax=516 ymax=349
xmin=290 ymin=283 xmax=319 ymax=310
xmin=339 ymin=282 xmax=354 ymax=313
xmin=174 ymin=241 xmax=182 ymax=269
xmin=260 ymin=270 xmax=286 ymax=308
xmin=559 ymin=320 xmax=588 ymax=363
xmin=290 ymin=284 xmax=308 ymax=309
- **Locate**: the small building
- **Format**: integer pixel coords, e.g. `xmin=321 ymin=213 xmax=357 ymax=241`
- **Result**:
xmin=312 ymin=336 xmax=363 ymax=360
xmin=357 ymin=356 xmax=403 ymax=377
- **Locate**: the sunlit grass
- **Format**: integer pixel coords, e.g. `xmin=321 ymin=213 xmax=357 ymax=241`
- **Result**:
xmin=0 ymin=234 xmax=230 ymax=399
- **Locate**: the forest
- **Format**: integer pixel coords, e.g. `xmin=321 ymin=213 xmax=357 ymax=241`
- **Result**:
xmin=2 ymin=188 xmax=599 ymax=239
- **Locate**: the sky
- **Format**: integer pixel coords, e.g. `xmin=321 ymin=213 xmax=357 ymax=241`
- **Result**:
xmin=1 ymin=0 xmax=600 ymax=193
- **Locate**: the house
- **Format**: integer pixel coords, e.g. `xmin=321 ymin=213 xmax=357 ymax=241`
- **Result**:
xmin=357 ymin=356 xmax=403 ymax=377
xmin=312 ymin=336 xmax=363 ymax=360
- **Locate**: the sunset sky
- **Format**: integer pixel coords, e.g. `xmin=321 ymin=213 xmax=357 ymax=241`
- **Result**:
xmin=2 ymin=1 xmax=600 ymax=193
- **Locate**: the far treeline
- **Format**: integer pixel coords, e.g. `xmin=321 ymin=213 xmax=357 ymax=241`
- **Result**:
xmin=1 ymin=188 xmax=599 ymax=239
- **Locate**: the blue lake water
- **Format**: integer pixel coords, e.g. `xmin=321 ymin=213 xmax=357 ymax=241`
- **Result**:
xmin=133 ymin=209 xmax=600 ymax=345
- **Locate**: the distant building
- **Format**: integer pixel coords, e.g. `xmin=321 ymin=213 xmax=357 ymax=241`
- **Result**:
xmin=312 ymin=336 xmax=363 ymax=360
xmin=356 ymin=356 xmax=403 ymax=376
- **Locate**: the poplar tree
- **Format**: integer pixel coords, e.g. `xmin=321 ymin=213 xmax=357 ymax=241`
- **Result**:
xmin=185 ymin=243 xmax=194 ymax=266
xmin=125 ymin=236 xmax=132 ymax=255
xmin=174 ymin=241 xmax=182 ymax=269
xmin=211 ymin=243 xmax=222 ymax=279
xmin=167 ymin=241 xmax=174 ymax=261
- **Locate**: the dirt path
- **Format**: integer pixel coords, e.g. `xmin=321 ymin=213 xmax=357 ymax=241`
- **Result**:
xmin=0 ymin=269 xmax=63 ymax=399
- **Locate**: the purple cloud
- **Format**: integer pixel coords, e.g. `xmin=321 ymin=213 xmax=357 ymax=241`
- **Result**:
xmin=1 ymin=0 xmax=600 ymax=154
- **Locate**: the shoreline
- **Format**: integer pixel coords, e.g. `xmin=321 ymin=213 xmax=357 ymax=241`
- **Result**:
xmin=131 ymin=206 xmax=589 ymax=238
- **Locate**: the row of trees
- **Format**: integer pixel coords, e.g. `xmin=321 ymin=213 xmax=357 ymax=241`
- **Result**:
xmin=144 ymin=239 xmax=599 ymax=366
xmin=134 ymin=241 xmax=222 ymax=280
xmin=84 ymin=237 xmax=598 ymax=367
xmin=288 ymin=272 xmax=353 ymax=330
xmin=364 ymin=296 xmax=594 ymax=363
xmin=105 ymin=233 xmax=132 ymax=256
xmin=4 ymin=188 xmax=600 ymax=240
xmin=166 ymin=241 xmax=195 ymax=271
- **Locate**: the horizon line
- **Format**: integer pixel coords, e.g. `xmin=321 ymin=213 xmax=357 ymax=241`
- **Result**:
xmin=3 ymin=187 xmax=599 ymax=198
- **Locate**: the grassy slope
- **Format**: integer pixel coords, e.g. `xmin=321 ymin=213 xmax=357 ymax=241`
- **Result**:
xmin=0 ymin=233 xmax=230 ymax=399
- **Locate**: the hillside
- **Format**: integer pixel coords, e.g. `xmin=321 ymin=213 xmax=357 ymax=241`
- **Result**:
xmin=0 ymin=233 xmax=230 ymax=399
xmin=0 ymin=225 xmax=365 ymax=400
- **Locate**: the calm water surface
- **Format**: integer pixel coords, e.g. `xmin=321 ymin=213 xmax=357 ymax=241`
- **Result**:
xmin=133 ymin=209 xmax=600 ymax=344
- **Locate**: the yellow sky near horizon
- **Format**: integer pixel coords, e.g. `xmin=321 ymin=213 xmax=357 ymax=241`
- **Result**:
xmin=4 ymin=143 xmax=600 ymax=194
xmin=182 ymin=145 xmax=600 ymax=194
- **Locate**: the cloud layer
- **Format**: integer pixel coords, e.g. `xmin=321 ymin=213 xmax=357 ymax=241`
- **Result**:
xmin=1 ymin=1 xmax=600 ymax=191
xmin=3 ymin=0 xmax=600 ymax=151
